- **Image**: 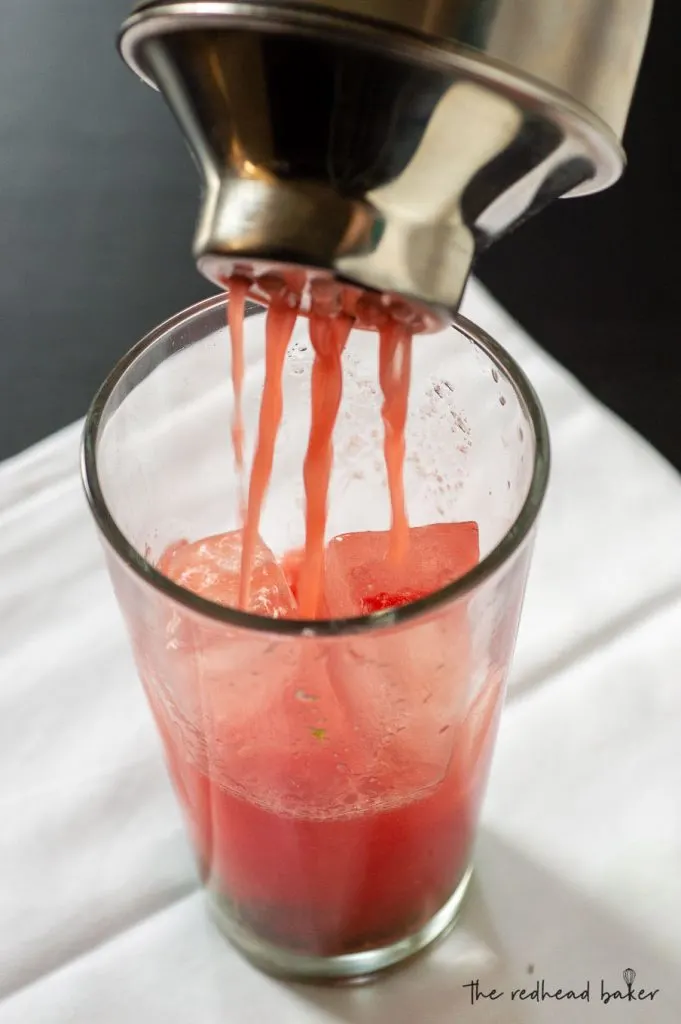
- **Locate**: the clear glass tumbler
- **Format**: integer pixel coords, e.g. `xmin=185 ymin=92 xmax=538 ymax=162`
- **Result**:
xmin=81 ymin=295 xmax=549 ymax=981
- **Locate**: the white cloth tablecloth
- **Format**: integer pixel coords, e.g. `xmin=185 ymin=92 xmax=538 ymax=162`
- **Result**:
xmin=1 ymin=280 xmax=680 ymax=1022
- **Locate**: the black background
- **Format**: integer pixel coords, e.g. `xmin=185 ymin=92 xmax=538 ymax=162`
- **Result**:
xmin=1 ymin=0 xmax=679 ymax=467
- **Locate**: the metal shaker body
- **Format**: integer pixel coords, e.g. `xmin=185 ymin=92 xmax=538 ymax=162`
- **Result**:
xmin=120 ymin=0 xmax=653 ymax=330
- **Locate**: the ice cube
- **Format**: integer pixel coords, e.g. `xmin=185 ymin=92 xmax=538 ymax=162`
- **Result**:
xmin=322 ymin=523 xmax=480 ymax=786
xmin=153 ymin=532 xmax=363 ymax=786
xmin=141 ymin=531 xmax=299 ymax=753
xmin=158 ymin=530 xmax=296 ymax=618
xmin=324 ymin=522 xmax=479 ymax=618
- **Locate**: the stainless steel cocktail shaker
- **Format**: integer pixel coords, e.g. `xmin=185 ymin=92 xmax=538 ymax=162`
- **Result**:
xmin=119 ymin=1 xmax=653 ymax=330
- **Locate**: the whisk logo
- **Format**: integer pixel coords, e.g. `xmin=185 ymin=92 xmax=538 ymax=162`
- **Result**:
xmin=600 ymin=967 xmax=659 ymax=1004
xmin=463 ymin=967 xmax=659 ymax=1007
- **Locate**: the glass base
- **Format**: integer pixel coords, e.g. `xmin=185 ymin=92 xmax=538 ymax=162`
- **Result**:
xmin=206 ymin=864 xmax=473 ymax=983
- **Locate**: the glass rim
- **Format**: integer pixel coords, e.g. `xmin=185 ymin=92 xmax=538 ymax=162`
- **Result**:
xmin=81 ymin=292 xmax=550 ymax=638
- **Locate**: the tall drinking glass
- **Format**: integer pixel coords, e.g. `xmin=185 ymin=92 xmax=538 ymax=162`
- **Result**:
xmin=81 ymin=295 xmax=549 ymax=981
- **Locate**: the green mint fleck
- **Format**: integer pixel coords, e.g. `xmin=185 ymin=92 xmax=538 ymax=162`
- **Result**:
xmin=296 ymin=690 xmax=319 ymax=703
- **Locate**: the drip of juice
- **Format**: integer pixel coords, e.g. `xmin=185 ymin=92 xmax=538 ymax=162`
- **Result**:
xmin=378 ymin=319 xmax=412 ymax=562
xmin=297 ymin=312 xmax=353 ymax=618
xmin=225 ymin=277 xmax=414 ymax=614
xmin=227 ymin=277 xmax=249 ymax=523
xmin=239 ymin=297 xmax=298 ymax=608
